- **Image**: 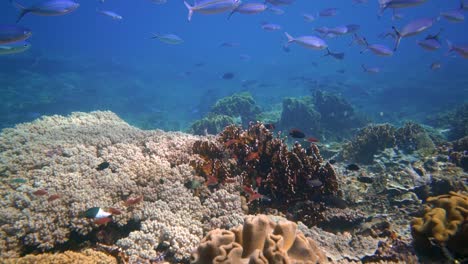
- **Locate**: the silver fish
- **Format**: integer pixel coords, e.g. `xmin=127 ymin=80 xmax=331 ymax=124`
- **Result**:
xmin=302 ymin=13 xmax=317 ymax=22
xmin=361 ymin=64 xmax=380 ymax=73
xmin=98 ymin=10 xmax=123 ymax=20
xmin=430 ymin=62 xmax=441 ymax=70
xmin=361 ymin=41 xmax=393 ymax=56
xmin=228 ymin=3 xmax=267 ymax=19
xmin=349 ymin=33 xmax=367 ymax=46
xmin=440 ymin=9 xmax=464 ymax=23
xmin=150 ymin=0 xmax=167 ymax=4
xmin=0 ymin=24 xmax=32 ymax=44
xmin=392 ymin=17 xmax=436 ymax=51
xmin=447 ymin=40 xmax=468 ymax=59
xmin=346 ymin=24 xmax=361 ymax=33
xmin=323 ymin=48 xmax=344 ymax=60
xmin=261 ymin=23 xmax=281 ymax=31
xmin=267 ymin=6 xmax=284 ymax=15
xmin=284 ymin=32 xmax=327 ymax=50
xmin=0 ymin=40 xmax=30 ymax=55
xmin=315 ymin=26 xmax=329 ymax=34
xmin=319 ymin=8 xmax=338 ymax=17
xmin=152 ymin=34 xmax=184 ymax=44
xmin=379 ymin=0 xmax=427 ymax=13
xmin=328 ymin=26 xmax=348 ymax=35
xmin=184 ymin=0 xmax=241 ymax=21
xmin=12 ymin=0 xmax=79 ymax=23
xmin=265 ymin=0 xmax=294 ymax=6
xmin=417 ymin=30 xmax=442 ymax=51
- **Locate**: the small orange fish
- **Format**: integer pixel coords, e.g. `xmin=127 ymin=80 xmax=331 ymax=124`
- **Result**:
xmin=245 ymin=152 xmax=259 ymax=162
xmin=33 ymin=189 xmax=48 ymax=196
xmin=124 ymin=196 xmax=143 ymax=206
xmin=224 ymin=139 xmax=240 ymax=147
xmin=107 ymin=207 xmax=123 ymax=215
xmin=242 ymin=186 xmax=264 ymax=203
xmin=205 ymin=174 xmax=218 ymax=186
xmin=94 ymin=217 xmax=112 ymax=225
xmin=305 ymin=137 xmax=319 ymax=143
xmin=47 ymin=194 xmax=60 ymax=202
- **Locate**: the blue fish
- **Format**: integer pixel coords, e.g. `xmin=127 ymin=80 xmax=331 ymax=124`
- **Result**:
xmin=228 ymin=3 xmax=267 ymax=19
xmin=12 ymin=0 xmax=80 ymax=23
xmin=184 ymin=0 xmax=241 ymax=21
xmin=0 ymin=24 xmax=32 ymax=44
xmin=0 ymin=40 xmax=31 ymax=55
xmin=284 ymin=32 xmax=327 ymax=50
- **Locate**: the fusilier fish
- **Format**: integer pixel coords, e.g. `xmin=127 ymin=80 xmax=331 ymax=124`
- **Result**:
xmin=0 ymin=25 xmax=32 ymax=44
xmin=98 ymin=10 xmax=123 ymax=20
xmin=184 ymin=0 xmax=241 ymax=21
xmin=440 ymin=9 xmax=464 ymax=23
xmin=265 ymin=0 xmax=294 ymax=6
xmin=228 ymin=3 xmax=267 ymax=19
xmin=0 ymin=40 xmax=30 ymax=55
xmin=446 ymin=40 xmax=468 ymax=59
xmin=12 ymin=0 xmax=79 ymax=23
xmin=417 ymin=30 xmax=442 ymax=51
xmin=361 ymin=64 xmax=380 ymax=73
xmin=152 ymin=34 xmax=184 ymax=44
xmin=361 ymin=41 xmax=393 ymax=56
xmin=378 ymin=0 xmax=427 ymax=14
xmin=323 ymin=48 xmax=344 ymax=60
xmin=261 ymin=23 xmax=281 ymax=31
xmin=392 ymin=17 xmax=436 ymax=51
xmin=284 ymin=32 xmax=327 ymax=50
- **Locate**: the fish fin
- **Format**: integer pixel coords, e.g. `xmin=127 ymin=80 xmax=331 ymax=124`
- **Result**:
xmin=392 ymin=26 xmax=401 ymax=51
xmin=227 ymin=10 xmax=235 ymax=19
xmin=361 ymin=64 xmax=367 ymax=72
xmin=16 ymin=9 xmax=29 ymax=23
xmin=446 ymin=39 xmax=454 ymax=54
xmin=12 ymin=0 xmax=29 ymax=23
xmin=284 ymin=32 xmax=294 ymax=43
xmin=184 ymin=1 xmax=194 ymax=21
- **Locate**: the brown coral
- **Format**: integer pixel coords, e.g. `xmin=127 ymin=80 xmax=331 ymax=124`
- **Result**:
xmin=190 ymin=214 xmax=327 ymax=264
xmin=411 ymin=191 xmax=468 ymax=258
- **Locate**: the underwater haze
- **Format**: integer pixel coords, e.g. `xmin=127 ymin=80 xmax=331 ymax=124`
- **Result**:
xmin=1 ymin=0 xmax=468 ymax=131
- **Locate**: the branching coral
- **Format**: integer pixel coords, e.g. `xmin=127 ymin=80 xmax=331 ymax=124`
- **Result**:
xmin=191 ymin=122 xmax=340 ymax=226
xmin=411 ymin=191 xmax=468 ymax=259
xmin=190 ymin=214 xmax=327 ymax=264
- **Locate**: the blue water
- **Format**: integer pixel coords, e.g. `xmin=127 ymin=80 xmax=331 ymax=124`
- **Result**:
xmin=1 ymin=0 xmax=467 ymax=131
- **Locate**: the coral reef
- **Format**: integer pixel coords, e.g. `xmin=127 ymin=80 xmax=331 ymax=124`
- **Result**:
xmin=189 ymin=114 xmax=236 ymax=135
xmin=190 ymin=214 xmax=327 ymax=264
xmin=426 ymin=103 xmax=468 ymax=141
xmin=210 ymin=92 xmax=261 ymax=127
xmin=341 ymin=124 xmax=397 ymax=164
xmin=191 ymin=122 xmax=340 ymax=226
xmin=0 ymin=111 xmax=206 ymax=261
xmin=449 ymin=136 xmax=468 ymax=171
xmin=1 ymin=249 xmax=118 ymax=264
xmin=411 ymin=192 xmax=468 ymax=260
xmin=395 ymin=122 xmax=435 ymax=155
xmin=278 ymin=97 xmax=321 ymax=137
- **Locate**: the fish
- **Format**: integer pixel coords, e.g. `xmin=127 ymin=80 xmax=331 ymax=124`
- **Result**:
xmin=346 ymin=164 xmax=360 ymax=171
xmin=329 ymin=159 xmax=336 ymax=164
xmin=261 ymin=23 xmax=281 ymax=31
xmin=96 ymin=161 xmax=110 ymax=171
xmin=94 ymin=217 xmax=112 ymax=225
xmin=417 ymin=30 xmax=442 ymax=51
xmin=361 ymin=64 xmax=380 ymax=74
xmin=284 ymin=32 xmax=327 ymax=50
xmin=10 ymin=178 xmax=27 ymax=184
xmin=302 ymin=13 xmax=317 ymax=23
xmin=33 ymin=189 xmax=48 ymax=196
xmin=392 ymin=9 xmax=404 ymax=20
xmin=0 ymin=41 xmax=30 ymax=55
xmin=106 ymin=207 xmax=123 ymax=215
xmin=184 ymin=0 xmax=241 ymax=21
xmin=440 ymin=9 xmax=464 ymax=23
xmin=328 ymin=26 xmax=348 ymax=36
xmin=219 ymin=42 xmax=240 ymax=47
xmin=47 ymin=194 xmax=60 ymax=202
xmin=97 ymin=10 xmax=123 ymax=20
xmin=345 ymin=24 xmax=361 ymax=33
xmin=12 ymin=0 xmax=80 ymax=23
xmin=446 ymin=40 xmax=468 ymax=59
xmin=239 ymin=54 xmax=251 ymax=61
xmin=378 ymin=0 xmax=427 ymax=14
xmin=349 ymin=33 xmax=367 ymax=46
xmin=245 ymin=152 xmax=259 ymax=162
xmin=124 ymin=196 xmax=143 ymax=206
xmin=267 ymin=6 xmax=284 ymax=15
xmin=0 ymin=25 xmax=32 ymax=44
xmin=315 ymin=27 xmax=329 ymax=35
xmin=289 ymin=128 xmax=306 ymax=138
xmin=264 ymin=123 xmax=275 ymax=130
xmin=222 ymin=72 xmax=235 ymax=79
xmin=152 ymin=34 xmax=184 ymax=45
xmin=228 ymin=3 xmax=267 ymax=19
xmin=361 ymin=42 xmax=393 ymax=56
xmin=323 ymin=48 xmax=344 ymax=60
xmin=319 ymin=8 xmax=338 ymax=17
xmin=84 ymin=207 xmax=112 ymax=219
xmin=353 ymin=0 xmax=368 ymax=4
xmin=305 ymin=137 xmax=319 ymax=143
xmin=430 ymin=62 xmax=441 ymax=70
xmin=150 ymin=0 xmax=167 ymax=4
xmin=265 ymin=0 xmax=294 ymax=6
xmin=392 ymin=18 xmax=436 ymax=51
xmin=307 ymin=179 xmax=323 ymax=188
xmin=242 ymin=186 xmax=268 ymax=203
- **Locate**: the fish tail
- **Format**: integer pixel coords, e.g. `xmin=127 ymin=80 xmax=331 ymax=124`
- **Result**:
xmin=446 ymin=39 xmax=454 ymax=53
xmin=361 ymin=64 xmax=367 ymax=72
xmin=12 ymin=0 xmax=28 ymax=23
xmin=392 ymin=26 xmax=401 ymax=51
xmin=184 ymin=1 xmax=194 ymax=21
xmin=284 ymin=32 xmax=294 ymax=43
xmin=227 ymin=10 xmax=235 ymax=20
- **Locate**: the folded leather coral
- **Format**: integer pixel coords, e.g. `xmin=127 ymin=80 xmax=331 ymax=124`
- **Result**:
xmin=190 ymin=214 xmax=327 ymax=264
